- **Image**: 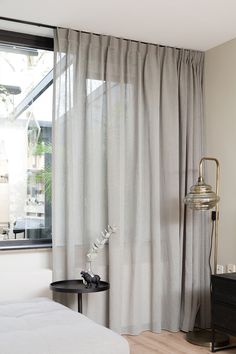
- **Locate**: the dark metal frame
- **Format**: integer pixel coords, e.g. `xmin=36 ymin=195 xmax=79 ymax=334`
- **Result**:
xmin=0 ymin=29 xmax=53 ymax=250
xmin=0 ymin=29 xmax=53 ymax=50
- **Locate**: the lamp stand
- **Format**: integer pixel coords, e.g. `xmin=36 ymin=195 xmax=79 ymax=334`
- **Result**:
xmin=186 ymin=329 xmax=229 ymax=348
xmin=185 ymin=157 xmax=229 ymax=348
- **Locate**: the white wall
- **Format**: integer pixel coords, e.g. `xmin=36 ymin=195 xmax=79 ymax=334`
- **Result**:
xmin=0 ymin=248 xmax=52 ymax=301
xmin=205 ymin=38 xmax=236 ymax=266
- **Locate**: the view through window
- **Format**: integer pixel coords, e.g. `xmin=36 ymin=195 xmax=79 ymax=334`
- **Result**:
xmin=0 ymin=32 xmax=53 ymax=248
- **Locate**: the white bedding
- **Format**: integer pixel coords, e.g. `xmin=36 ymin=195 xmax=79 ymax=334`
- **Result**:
xmin=0 ymin=298 xmax=129 ymax=354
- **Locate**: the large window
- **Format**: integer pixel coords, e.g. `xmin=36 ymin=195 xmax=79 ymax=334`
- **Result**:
xmin=0 ymin=30 xmax=53 ymax=249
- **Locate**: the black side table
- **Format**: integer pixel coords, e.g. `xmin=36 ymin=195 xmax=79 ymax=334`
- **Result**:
xmin=50 ymin=279 xmax=109 ymax=313
xmin=211 ymin=273 xmax=236 ymax=352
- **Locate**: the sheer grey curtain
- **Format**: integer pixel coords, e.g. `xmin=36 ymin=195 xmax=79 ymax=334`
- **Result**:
xmin=53 ymin=28 xmax=209 ymax=334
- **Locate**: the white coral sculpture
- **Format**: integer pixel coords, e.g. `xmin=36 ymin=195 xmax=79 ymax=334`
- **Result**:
xmin=87 ymin=225 xmax=117 ymax=262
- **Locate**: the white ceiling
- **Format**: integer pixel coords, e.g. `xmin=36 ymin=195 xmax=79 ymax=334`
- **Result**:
xmin=1 ymin=0 xmax=236 ymax=51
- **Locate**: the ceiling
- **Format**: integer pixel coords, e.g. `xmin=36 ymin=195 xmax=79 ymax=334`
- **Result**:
xmin=1 ymin=0 xmax=236 ymax=51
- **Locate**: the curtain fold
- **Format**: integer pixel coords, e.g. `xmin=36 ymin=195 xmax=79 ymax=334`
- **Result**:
xmin=53 ymin=28 xmax=209 ymax=334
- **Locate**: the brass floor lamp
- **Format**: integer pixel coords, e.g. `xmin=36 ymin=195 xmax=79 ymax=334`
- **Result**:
xmin=184 ymin=157 xmax=229 ymax=348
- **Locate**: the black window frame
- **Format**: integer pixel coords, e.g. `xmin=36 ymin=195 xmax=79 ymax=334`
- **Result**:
xmin=0 ymin=29 xmax=53 ymax=250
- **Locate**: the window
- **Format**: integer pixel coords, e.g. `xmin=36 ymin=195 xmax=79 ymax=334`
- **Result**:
xmin=0 ymin=30 xmax=53 ymax=249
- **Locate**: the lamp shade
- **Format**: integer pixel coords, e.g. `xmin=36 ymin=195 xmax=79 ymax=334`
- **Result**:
xmin=184 ymin=177 xmax=220 ymax=210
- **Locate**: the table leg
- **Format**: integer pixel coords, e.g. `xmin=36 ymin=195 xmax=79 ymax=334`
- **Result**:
xmin=78 ymin=293 xmax=82 ymax=313
xmin=211 ymin=327 xmax=215 ymax=352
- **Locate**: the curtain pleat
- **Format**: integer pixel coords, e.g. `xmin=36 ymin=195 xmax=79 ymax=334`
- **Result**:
xmin=52 ymin=28 xmax=209 ymax=334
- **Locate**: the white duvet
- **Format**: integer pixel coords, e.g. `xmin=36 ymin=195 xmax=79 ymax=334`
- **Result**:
xmin=0 ymin=298 xmax=129 ymax=354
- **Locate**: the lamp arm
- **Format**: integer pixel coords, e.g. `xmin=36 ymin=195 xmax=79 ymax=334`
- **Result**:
xmin=199 ymin=157 xmax=220 ymax=196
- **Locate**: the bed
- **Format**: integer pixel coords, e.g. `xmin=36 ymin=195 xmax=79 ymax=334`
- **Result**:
xmin=0 ymin=297 xmax=130 ymax=354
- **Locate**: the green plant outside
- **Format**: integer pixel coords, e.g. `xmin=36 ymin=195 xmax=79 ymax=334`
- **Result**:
xmin=30 ymin=141 xmax=52 ymax=203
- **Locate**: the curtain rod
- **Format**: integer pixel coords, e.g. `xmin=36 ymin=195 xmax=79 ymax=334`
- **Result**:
xmin=0 ymin=16 xmax=191 ymax=51
xmin=0 ymin=16 xmax=56 ymax=30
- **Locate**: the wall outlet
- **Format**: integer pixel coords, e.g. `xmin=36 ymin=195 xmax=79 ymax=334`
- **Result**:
xmin=216 ymin=265 xmax=224 ymax=274
xmin=226 ymin=264 xmax=236 ymax=273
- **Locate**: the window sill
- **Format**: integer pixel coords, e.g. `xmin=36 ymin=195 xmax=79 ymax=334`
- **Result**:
xmin=0 ymin=240 xmax=52 ymax=251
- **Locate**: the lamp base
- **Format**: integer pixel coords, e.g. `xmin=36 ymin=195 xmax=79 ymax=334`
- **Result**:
xmin=186 ymin=329 xmax=229 ymax=348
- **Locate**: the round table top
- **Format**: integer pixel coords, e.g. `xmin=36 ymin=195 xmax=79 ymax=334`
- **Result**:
xmin=50 ymin=279 xmax=110 ymax=294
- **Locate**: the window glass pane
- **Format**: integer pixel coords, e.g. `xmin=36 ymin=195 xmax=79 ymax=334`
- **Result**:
xmin=0 ymin=41 xmax=53 ymax=246
xmin=0 ymin=47 xmax=53 ymax=117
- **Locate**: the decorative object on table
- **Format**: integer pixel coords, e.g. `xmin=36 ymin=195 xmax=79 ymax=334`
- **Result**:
xmin=184 ymin=157 xmax=229 ymax=348
xmin=83 ymin=224 xmax=117 ymax=279
xmin=80 ymin=271 xmax=101 ymax=288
